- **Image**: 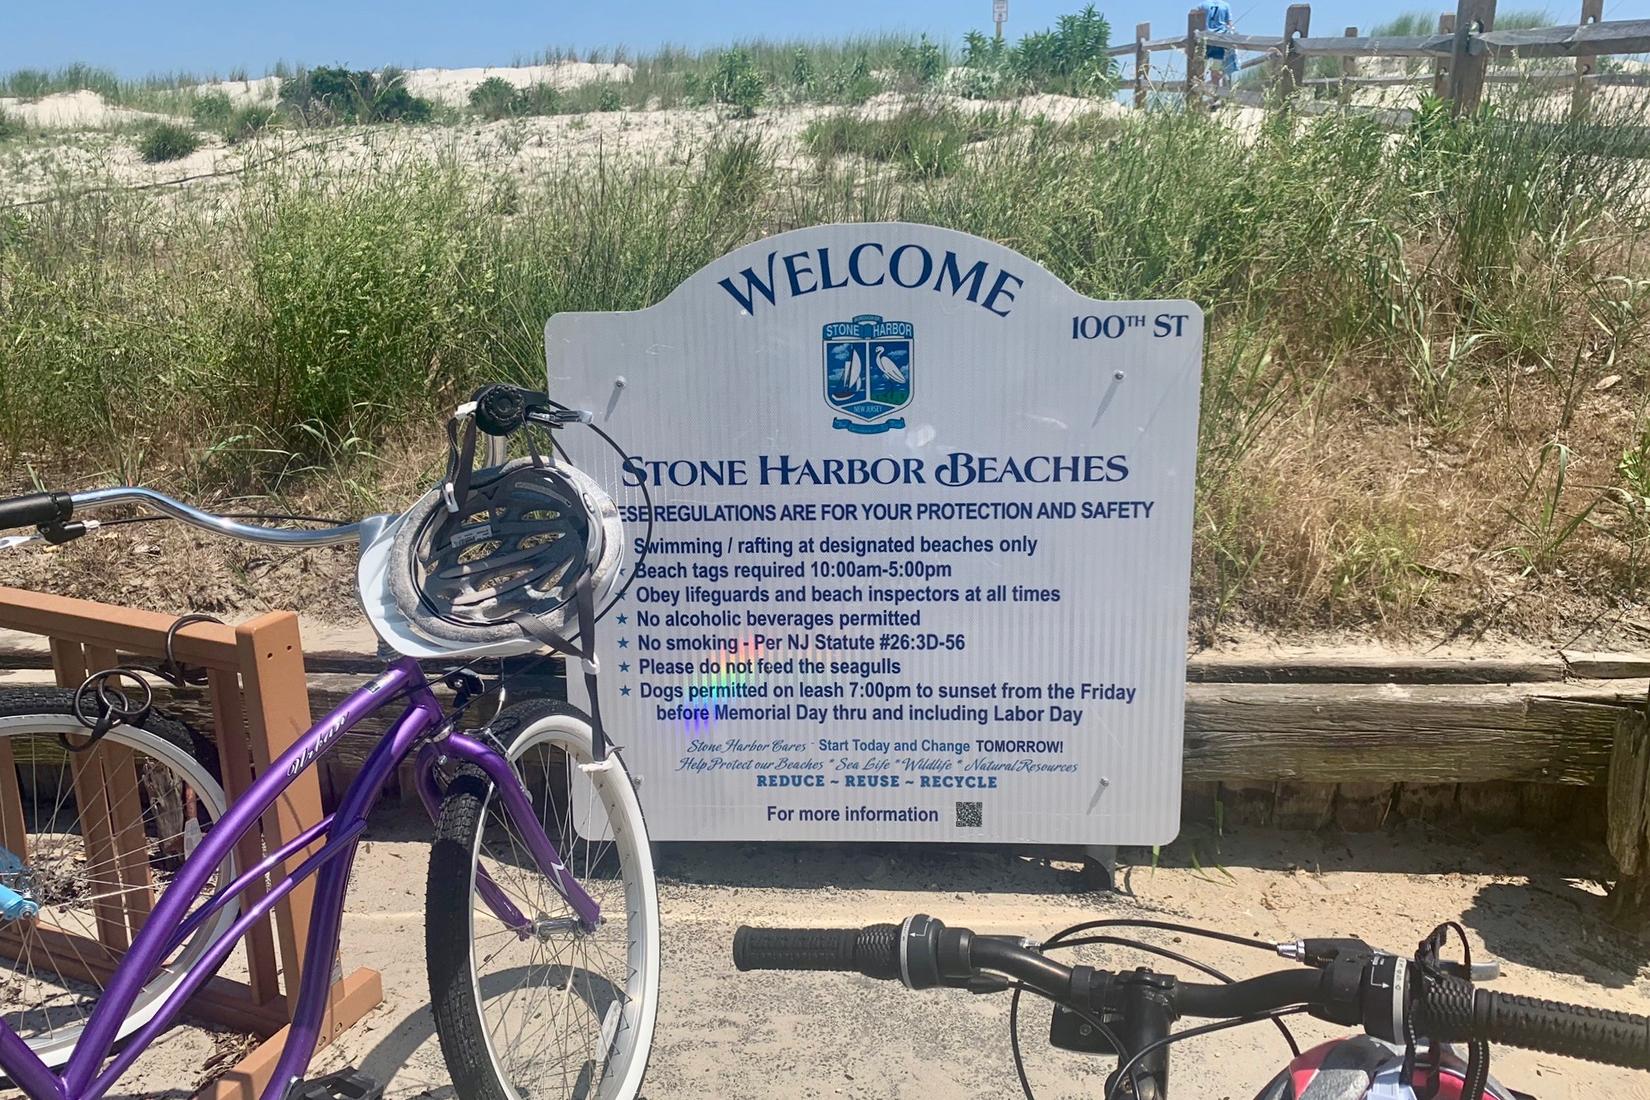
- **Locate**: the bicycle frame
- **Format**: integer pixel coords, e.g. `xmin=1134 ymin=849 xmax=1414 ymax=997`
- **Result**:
xmin=0 ymin=656 xmax=604 ymax=1100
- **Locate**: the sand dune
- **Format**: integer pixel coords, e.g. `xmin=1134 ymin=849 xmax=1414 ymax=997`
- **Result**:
xmin=0 ymin=89 xmax=169 ymax=128
xmin=400 ymin=62 xmax=632 ymax=105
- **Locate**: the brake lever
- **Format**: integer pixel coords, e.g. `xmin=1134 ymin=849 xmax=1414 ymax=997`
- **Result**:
xmin=1441 ymin=959 xmax=1501 ymax=982
xmin=525 ymin=408 xmax=593 ymax=428
xmin=0 ymin=519 xmax=101 ymax=550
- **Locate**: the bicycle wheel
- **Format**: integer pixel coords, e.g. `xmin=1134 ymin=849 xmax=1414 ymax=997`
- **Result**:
xmin=0 ymin=690 xmax=237 ymax=1067
xmin=427 ymin=699 xmax=658 ymax=1100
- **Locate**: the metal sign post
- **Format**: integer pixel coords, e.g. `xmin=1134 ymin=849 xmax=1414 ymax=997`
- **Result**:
xmin=994 ymin=0 xmax=1007 ymax=40
xmin=549 ymin=224 xmax=1203 ymax=846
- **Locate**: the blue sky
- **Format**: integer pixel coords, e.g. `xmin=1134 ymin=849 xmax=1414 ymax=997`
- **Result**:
xmin=3 ymin=0 xmax=1647 ymax=78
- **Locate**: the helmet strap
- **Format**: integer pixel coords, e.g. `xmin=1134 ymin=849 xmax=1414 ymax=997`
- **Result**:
xmin=510 ymin=570 xmax=613 ymax=762
xmin=440 ymin=401 xmax=613 ymax=763
xmin=442 ymin=412 xmax=482 ymax=515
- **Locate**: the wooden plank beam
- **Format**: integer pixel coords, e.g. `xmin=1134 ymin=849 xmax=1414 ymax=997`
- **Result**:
xmin=1186 ymin=653 xmax=1564 ymax=683
xmin=1574 ymin=0 xmax=1605 ymax=115
xmin=1341 ymin=27 xmax=1359 ymax=105
xmin=1479 ymin=17 xmax=1650 ymax=57
xmin=0 ymin=738 xmax=27 ymax=862
xmin=52 ymin=641 xmax=127 ymax=951
xmin=208 ymin=667 xmax=282 ymax=1008
xmin=1563 ymin=652 xmax=1650 ymax=679
xmin=101 ymin=741 xmax=157 ymax=937
xmin=1202 ymin=31 xmax=1290 ymax=50
xmin=1184 ymin=681 xmax=1627 ymax=785
xmin=1282 ymin=4 xmax=1312 ymax=97
xmin=1291 ymin=34 xmax=1454 ymax=57
xmin=1108 ymin=35 xmax=1190 ymax=55
xmin=0 ymin=587 xmax=239 ymax=671
xmin=80 ymin=643 xmax=155 ymax=942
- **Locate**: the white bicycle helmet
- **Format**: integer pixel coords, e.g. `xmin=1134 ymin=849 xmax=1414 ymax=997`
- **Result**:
xmin=356 ymin=384 xmax=626 ymax=756
xmin=387 ymin=456 xmax=623 ymax=648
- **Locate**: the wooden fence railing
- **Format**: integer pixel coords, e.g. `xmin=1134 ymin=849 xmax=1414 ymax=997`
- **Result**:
xmin=1108 ymin=0 xmax=1650 ymax=116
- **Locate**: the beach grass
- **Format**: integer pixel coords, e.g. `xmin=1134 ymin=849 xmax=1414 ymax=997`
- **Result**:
xmin=3 ymin=82 xmax=1648 ymax=631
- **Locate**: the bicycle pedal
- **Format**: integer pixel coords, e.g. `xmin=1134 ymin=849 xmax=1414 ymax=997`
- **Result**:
xmin=286 ymin=1068 xmax=382 ymax=1100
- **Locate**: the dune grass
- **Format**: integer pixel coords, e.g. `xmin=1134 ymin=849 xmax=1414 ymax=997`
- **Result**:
xmin=2 ymin=87 xmax=1648 ymax=634
xmin=803 ymin=104 xmax=1015 ymax=179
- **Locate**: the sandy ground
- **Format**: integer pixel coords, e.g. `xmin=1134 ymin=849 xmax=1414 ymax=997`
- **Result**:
xmin=0 ymin=90 xmax=171 ymax=130
xmin=180 ymin=64 xmax=633 ymax=110
xmin=16 ymin=817 xmax=1650 ymax=1099
xmin=401 ymin=63 xmax=633 ymax=105
xmin=0 ymin=101 xmax=838 ymax=206
xmin=0 ymin=86 xmax=1126 ymax=207
xmin=2 ymin=62 xmax=1640 ymax=211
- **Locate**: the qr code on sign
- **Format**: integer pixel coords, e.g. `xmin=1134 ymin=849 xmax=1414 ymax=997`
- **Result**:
xmin=956 ymin=801 xmax=983 ymax=828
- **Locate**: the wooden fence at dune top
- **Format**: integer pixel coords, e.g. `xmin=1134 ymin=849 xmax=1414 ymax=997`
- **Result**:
xmin=1111 ymin=0 xmax=1650 ymax=116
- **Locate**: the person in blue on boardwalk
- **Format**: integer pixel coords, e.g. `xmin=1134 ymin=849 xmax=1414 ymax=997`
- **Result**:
xmin=1202 ymin=0 xmax=1240 ymax=94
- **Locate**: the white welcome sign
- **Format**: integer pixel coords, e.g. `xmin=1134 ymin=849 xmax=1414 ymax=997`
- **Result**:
xmin=550 ymin=223 xmax=1202 ymax=844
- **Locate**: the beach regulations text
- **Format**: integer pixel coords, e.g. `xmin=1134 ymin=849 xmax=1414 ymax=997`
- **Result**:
xmin=548 ymin=223 xmax=1202 ymax=844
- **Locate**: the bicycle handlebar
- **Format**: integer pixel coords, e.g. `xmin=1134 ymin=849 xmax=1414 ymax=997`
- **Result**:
xmin=1 ymin=385 xmax=593 ymax=549
xmin=734 ymin=915 xmax=1650 ymax=1073
xmin=0 ymin=486 xmax=363 ymax=546
xmin=0 ymin=492 xmax=74 ymax=531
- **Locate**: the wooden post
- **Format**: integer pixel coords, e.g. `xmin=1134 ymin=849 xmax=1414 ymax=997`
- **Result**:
xmin=51 ymin=640 xmax=128 ymax=950
xmin=0 ymin=739 xmax=24 ymax=862
xmin=235 ymin=612 xmax=324 ymax=1016
xmin=1572 ymin=0 xmax=1604 ymax=117
xmin=1135 ymin=22 xmax=1151 ymax=109
xmin=1448 ymin=0 xmax=1496 ymax=116
xmin=1281 ymin=4 xmax=1311 ymax=98
xmin=1608 ymin=706 xmax=1650 ymax=928
xmin=1187 ymin=7 xmax=1207 ymax=112
xmin=1341 ymin=26 xmax=1358 ymax=105
xmin=209 ymin=667 xmax=283 ymax=1008
xmin=1432 ymin=12 xmax=1456 ymax=99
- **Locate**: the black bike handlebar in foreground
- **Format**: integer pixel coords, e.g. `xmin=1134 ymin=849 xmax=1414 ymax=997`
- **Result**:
xmin=733 ymin=916 xmax=1650 ymax=1073
xmin=0 ymin=491 xmax=73 ymax=531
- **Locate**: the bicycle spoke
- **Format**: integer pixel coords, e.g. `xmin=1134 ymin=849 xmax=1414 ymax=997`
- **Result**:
xmin=450 ymin=717 xmax=653 ymax=1100
xmin=0 ymin=713 xmax=235 ymax=1067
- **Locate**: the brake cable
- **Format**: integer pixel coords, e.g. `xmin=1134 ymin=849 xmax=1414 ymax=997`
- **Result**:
xmin=1408 ymin=920 xmax=1489 ymax=1099
xmin=545 ymin=396 xmax=654 ymax=620
xmin=1005 ymin=918 xmax=1303 ymax=1100
xmin=1007 ymin=982 xmax=1143 ymax=1100
xmin=1032 ymin=918 xmax=1301 ymax=1053
xmin=1043 ymin=935 xmax=1301 ymax=1057
xmin=1103 ymin=1007 xmax=1312 ymax=1100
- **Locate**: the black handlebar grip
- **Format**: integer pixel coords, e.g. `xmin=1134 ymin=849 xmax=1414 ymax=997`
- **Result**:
xmin=0 ymin=492 xmax=72 ymax=532
xmin=1416 ymin=973 xmax=1650 ymax=1070
xmin=733 ymin=924 xmax=902 ymax=980
xmin=1479 ymin=991 xmax=1650 ymax=1070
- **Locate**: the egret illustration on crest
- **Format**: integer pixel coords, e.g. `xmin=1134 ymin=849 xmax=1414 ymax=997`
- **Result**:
xmin=821 ymin=314 xmax=914 ymax=434
xmin=875 ymin=345 xmax=907 ymax=384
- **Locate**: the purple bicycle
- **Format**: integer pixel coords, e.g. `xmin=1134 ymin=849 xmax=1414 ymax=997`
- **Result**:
xmin=0 ymin=384 xmax=659 ymax=1100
